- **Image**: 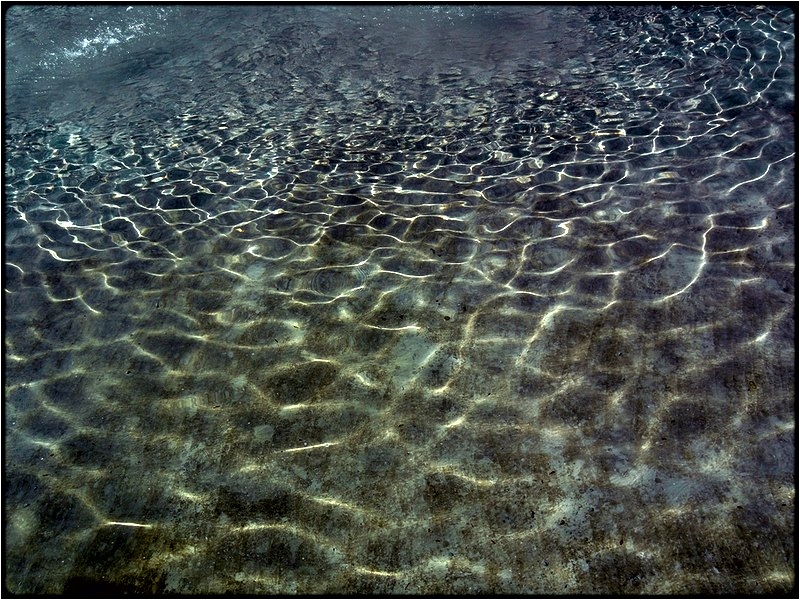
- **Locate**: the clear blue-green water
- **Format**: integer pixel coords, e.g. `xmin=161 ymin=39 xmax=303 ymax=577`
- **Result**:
xmin=4 ymin=5 xmax=795 ymax=594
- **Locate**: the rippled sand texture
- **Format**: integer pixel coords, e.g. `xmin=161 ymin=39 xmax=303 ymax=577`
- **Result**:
xmin=4 ymin=5 xmax=795 ymax=595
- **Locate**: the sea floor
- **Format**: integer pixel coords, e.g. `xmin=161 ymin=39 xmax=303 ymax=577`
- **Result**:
xmin=3 ymin=4 xmax=796 ymax=595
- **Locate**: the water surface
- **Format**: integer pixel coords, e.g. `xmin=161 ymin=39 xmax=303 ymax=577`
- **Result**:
xmin=4 ymin=5 xmax=795 ymax=594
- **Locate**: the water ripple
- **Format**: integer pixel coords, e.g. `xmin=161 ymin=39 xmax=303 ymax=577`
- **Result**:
xmin=4 ymin=3 xmax=794 ymax=596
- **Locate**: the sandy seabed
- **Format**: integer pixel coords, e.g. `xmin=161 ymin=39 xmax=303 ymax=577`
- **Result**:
xmin=4 ymin=4 xmax=795 ymax=595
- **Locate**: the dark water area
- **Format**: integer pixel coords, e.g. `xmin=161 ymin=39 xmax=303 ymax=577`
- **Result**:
xmin=4 ymin=4 xmax=796 ymax=595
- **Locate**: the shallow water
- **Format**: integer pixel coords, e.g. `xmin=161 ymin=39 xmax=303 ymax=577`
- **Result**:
xmin=4 ymin=5 xmax=796 ymax=594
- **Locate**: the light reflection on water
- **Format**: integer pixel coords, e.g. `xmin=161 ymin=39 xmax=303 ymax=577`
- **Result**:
xmin=4 ymin=4 xmax=795 ymax=595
